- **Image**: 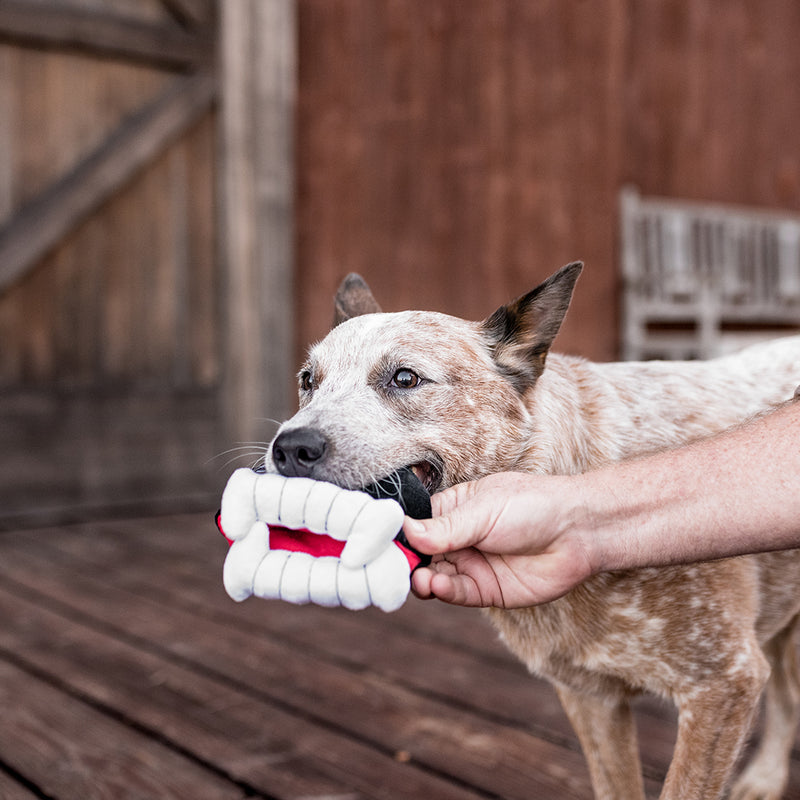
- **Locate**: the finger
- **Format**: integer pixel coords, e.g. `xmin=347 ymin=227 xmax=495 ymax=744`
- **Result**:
xmin=411 ymin=559 xmax=479 ymax=605
xmin=402 ymin=517 xmax=438 ymax=554
xmin=428 ymin=572 xmax=487 ymax=607
xmin=410 ymin=566 xmax=434 ymax=599
xmin=429 ymin=481 xmax=478 ymax=517
xmin=403 ymin=501 xmax=485 ymax=554
xmin=416 ymin=549 xmax=504 ymax=607
xmin=410 ymin=560 xmax=456 ymax=596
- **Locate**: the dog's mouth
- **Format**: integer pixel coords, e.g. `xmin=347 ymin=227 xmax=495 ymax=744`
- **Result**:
xmin=407 ymin=459 xmax=442 ymax=494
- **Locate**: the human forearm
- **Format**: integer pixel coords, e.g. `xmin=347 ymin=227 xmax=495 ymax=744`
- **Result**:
xmin=406 ymin=401 xmax=800 ymax=608
xmin=578 ymin=400 xmax=800 ymax=574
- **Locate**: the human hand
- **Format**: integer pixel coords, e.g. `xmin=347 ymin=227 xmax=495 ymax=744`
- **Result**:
xmin=403 ymin=472 xmax=595 ymax=608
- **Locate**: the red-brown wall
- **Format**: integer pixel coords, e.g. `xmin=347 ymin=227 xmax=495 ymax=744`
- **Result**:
xmin=294 ymin=0 xmax=800 ymax=373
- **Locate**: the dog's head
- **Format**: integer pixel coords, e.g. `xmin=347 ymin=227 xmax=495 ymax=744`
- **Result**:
xmin=267 ymin=262 xmax=582 ymax=492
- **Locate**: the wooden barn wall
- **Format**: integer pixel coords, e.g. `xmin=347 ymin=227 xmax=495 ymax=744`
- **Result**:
xmin=0 ymin=110 xmax=220 ymax=525
xmin=293 ymin=0 xmax=800 ymax=368
xmin=623 ymin=1 xmax=800 ymax=210
xmin=0 ymin=66 xmax=218 ymax=388
xmin=0 ymin=1 xmax=221 ymax=526
xmin=294 ymin=0 xmax=626 ymax=364
xmin=3 ymin=0 xmax=799 ymax=522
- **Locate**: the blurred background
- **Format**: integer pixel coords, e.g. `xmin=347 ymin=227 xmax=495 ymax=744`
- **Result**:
xmin=1 ymin=0 xmax=798 ymax=528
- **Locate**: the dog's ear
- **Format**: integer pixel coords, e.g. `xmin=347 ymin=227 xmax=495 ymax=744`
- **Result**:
xmin=333 ymin=273 xmax=382 ymax=326
xmin=480 ymin=262 xmax=582 ymax=392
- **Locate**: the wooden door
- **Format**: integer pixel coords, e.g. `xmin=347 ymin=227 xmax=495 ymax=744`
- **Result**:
xmin=0 ymin=0 xmax=223 ymax=526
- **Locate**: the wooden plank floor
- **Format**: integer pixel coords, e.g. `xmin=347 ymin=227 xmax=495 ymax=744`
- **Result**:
xmin=1 ymin=514 xmax=799 ymax=800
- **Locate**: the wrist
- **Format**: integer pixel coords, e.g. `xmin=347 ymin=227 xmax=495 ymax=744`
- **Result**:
xmin=568 ymin=452 xmax=702 ymax=575
xmin=564 ymin=472 xmax=611 ymax=576
xmin=566 ymin=467 xmax=654 ymax=576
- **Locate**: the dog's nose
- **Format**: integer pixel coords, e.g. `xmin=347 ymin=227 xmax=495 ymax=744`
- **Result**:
xmin=272 ymin=427 xmax=328 ymax=477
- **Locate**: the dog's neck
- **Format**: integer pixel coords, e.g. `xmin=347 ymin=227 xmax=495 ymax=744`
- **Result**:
xmin=514 ymin=354 xmax=611 ymax=476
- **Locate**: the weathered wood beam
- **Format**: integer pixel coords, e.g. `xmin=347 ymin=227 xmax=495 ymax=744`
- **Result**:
xmin=0 ymin=1 xmax=214 ymax=69
xmin=160 ymin=0 xmax=214 ymax=30
xmin=0 ymin=72 xmax=217 ymax=294
xmin=220 ymin=0 xmax=296 ymax=441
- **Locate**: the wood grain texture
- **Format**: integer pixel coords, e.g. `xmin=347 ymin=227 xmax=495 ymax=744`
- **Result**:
xmin=294 ymin=0 xmax=626 ymax=364
xmin=0 ymin=71 xmax=216 ymax=294
xmin=0 ymin=387 xmax=224 ymax=529
xmin=0 ymin=4 xmax=224 ymax=521
xmin=0 ymin=0 xmax=214 ymax=69
xmin=0 ymin=660 xmax=247 ymax=800
xmin=623 ymin=0 xmax=800 ymax=211
xmin=0 ymin=770 xmax=40 ymax=800
xmin=6 ymin=513 xmax=799 ymax=797
xmin=0 ymin=515 xmax=623 ymax=798
xmin=294 ymin=0 xmax=800 ymax=366
xmin=219 ymin=0 xmax=296 ymax=441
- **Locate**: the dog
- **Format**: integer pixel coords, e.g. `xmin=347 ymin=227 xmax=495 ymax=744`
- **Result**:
xmin=266 ymin=262 xmax=800 ymax=800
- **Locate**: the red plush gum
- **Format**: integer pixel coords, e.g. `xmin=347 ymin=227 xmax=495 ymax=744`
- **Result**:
xmin=215 ymin=514 xmax=422 ymax=570
xmin=270 ymin=526 xmax=345 ymax=558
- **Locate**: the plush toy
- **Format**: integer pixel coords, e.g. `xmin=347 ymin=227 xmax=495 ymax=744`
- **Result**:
xmin=216 ymin=467 xmax=431 ymax=613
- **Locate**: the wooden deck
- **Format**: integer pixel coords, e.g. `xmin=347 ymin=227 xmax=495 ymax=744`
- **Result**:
xmin=1 ymin=515 xmax=799 ymax=800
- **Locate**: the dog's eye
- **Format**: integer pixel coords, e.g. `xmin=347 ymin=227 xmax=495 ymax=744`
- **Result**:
xmin=392 ymin=369 xmax=420 ymax=389
xmin=300 ymin=371 xmax=314 ymax=392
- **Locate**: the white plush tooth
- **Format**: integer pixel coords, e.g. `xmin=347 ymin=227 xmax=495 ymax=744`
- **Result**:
xmin=365 ymin=544 xmax=411 ymax=613
xmin=341 ymin=497 xmax=404 ymax=568
xmin=277 ymin=477 xmax=318 ymax=529
xmin=301 ymin=480 xmax=344 ymax=534
xmin=219 ymin=468 xmax=259 ymax=541
xmin=252 ymin=549 xmax=291 ymax=599
xmin=252 ymin=473 xmax=289 ymax=526
xmin=223 ymin=520 xmax=269 ymax=601
xmin=336 ymin=565 xmax=371 ymax=610
xmin=279 ymin=552 xmax=314 ymax=604
xmin=308 ymin=557 xmax=342 ymax=607
xmin=322 ymin=490 xmax=370 ymax=541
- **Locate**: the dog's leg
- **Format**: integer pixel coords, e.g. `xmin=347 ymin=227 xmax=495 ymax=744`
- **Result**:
xmin=729 ymin=617 xmax=800 ymax=800
xmin=556 ymin=685 xmax=645 ymax=800
xmin=660 ymin=647 xmax=769 ymax=800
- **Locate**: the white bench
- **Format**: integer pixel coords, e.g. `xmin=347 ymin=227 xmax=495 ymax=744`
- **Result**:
xmin=620 ymin=187 xmax=800 ymax=360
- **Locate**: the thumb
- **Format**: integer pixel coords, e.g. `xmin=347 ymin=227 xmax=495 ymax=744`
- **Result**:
xmin=403 ymin=503 xmax=484 ymax=555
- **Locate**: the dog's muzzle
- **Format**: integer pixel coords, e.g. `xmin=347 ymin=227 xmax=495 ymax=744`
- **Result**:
xmin=272 ymin=427 xmax=328 ymax=478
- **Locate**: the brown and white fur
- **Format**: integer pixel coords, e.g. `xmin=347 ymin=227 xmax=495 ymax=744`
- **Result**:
xmin=267 ymin=263 xmax=800 ymax=800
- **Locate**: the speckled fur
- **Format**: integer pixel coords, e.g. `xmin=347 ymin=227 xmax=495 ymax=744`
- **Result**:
xmin=270 ymin=266 xmax=800 ymax=800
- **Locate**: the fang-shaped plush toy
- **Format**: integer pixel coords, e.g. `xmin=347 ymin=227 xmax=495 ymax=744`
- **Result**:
xmin=216 ymin=467 xmax=432 ymax=613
